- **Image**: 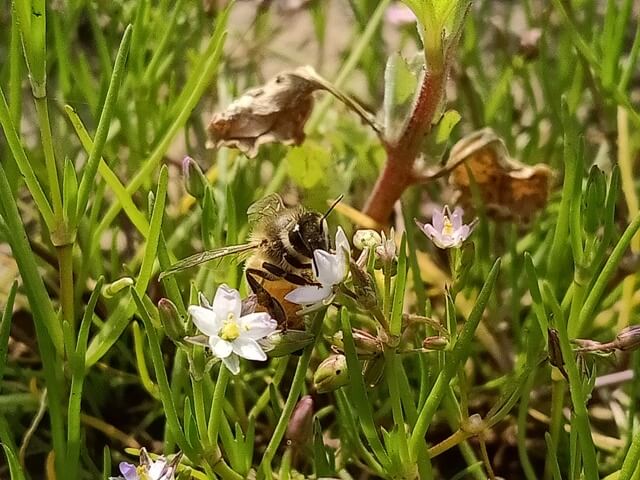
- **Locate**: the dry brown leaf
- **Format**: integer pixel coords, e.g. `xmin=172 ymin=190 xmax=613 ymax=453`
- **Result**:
xmin=446 ymin=128 xmax=554 ymax=220
xmin=207 ymin=67 xmax=321 ymax=157
xmin=207 ymin=66 xmax=381 ymax=158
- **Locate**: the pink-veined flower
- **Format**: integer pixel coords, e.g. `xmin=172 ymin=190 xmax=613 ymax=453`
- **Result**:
xmin=415 ymin=205 xmax=475 ymax=249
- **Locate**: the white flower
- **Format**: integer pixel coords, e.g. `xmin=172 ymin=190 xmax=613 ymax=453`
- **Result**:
xmin=415 ymin=205 xmax=475 ymax=249
xmin=109 ymin=448 xmax=180 ymax=480
xmin=285 ymin=227 xmax=351 ymax=307
xmin=188 ymin=284 xmax=277 ymax=375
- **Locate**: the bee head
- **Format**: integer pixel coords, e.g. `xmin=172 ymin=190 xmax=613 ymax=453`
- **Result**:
xmin=290 ymin=212 xmax=329 ymax=258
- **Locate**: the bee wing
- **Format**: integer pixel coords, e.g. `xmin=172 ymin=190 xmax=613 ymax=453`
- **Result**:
xmin=247 ymin=193 xmax=286 ymax=224
xmin=159 ymin=243 xmax=260 ymax=279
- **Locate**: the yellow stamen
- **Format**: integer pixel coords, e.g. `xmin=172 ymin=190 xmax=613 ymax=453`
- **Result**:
xmin=442 ymin=216 xmax=454 ymax=236
xmin=219 ymin=313 xmax=240 ymax=341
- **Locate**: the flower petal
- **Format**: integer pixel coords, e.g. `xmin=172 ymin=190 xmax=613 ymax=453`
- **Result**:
xmin=335 ymin=227 xmax=350 ymax=257
xmin=210 ymin=284 xmax=242 ymax=320
xmin=222 ymin=353 xmax=240 ymax=375
xmin=210 ymin=336 xmax=233 ymax=358
xmin=431 ymin=207 xmax=444 ymax=232
xmin=451 ymin=207 xmax=465 ymax=230
xmin=239 ymin=313 xmax=277 ymax=339
xmin=232 ymin=337 xmax=268 ymax=361
xmin=149 ymin=459 xmax=168 ymax=479
xmin=118 ymin=463 xmax=139 ymax=480
xmin=188 ymin=306 xmax=220 ymax=337
xmin=314 ymin=250 xmax=343 ymax=285
xmin=285 ymin=285 xmax=332 ymax=305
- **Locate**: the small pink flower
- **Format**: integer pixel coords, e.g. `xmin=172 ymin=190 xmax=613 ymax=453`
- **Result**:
xmin=415 ymin=206 xmax=475 ymax=249
xmin=385 ymin=3 xmax=416 ymax=26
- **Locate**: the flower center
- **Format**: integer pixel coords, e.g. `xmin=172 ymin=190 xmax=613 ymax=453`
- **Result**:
xmin=219 ymin=313 xmax=240 ymax=341
xmin=442 ymin=216 xmax=454 ymax=237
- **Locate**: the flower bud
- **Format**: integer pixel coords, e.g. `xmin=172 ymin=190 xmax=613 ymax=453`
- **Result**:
xmin=615 ymin=325 xmax=640 ymax=351
xmin=158 ymin=298 xmax=186 ymax=342
xmin=332 ymin=329 xmax=382 ymax=358
xmin=102 ymin=277 xmax=134 ymax=298
xmin=462 ymin=413 xmax=485 ymax=435
xmin=182 ymin=156 xmax=208 ymax=200
xmin=353 ymin=229 xmax=382 ymax=250
xmin=422 ymin=336 xmax=449 ymax=351
xmin=375 ymin=229 xmax=397 ymax=264
xmin=260 ymin=330 xmax=314 ymax=357
xmin=285 ymin=395 xmax=314 ymax=449
xmin=314 ymin=354 xmax=348 ymax=393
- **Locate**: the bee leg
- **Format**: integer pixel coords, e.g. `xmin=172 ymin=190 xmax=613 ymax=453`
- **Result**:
xmin=262 ymin=262 xmax=316 ymax=286
xmin=245 ymin=269 xmax=288 ymax=329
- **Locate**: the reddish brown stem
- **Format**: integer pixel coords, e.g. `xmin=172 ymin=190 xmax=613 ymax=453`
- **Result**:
xmin=363 ymin=67 xmax=446 ymax=224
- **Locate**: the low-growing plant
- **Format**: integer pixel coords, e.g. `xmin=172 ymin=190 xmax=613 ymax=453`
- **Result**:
xmin=1 ymin=1 xmax=640 ymax=479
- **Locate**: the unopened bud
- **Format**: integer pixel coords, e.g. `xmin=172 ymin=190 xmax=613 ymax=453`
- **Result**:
xmin=422 ymin=336 xmax=449 ymax=351
xmin=182 ymin=156 xmax=208 ymax=200
xmin=158 ymin=298 xmax=186 ymax=342
xmin=462 ymin=413 xmax=485 ymax=435
xmin=261 ymin=330 xmax=314 ymax=357
xmin=353 ymin=229 xmax=382 ymax=250
xmin=332 ymin=329 xmax=382 ymax=358
xmin=285 ymin=395 xmax=314 ymax=449
xmin=102 ymin=277 xmax=134 ymax=298
xmin=314 ymin=354 xmax=348 ymax=393
xmin=615 ymin=325 xmax=640 ymax=351
xmin=375 ymin=229 xmax=397 ymax=264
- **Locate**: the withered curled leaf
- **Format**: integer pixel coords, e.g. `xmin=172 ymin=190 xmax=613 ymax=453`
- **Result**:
xmin=207 ymin=66 xmax=381 ymax=158
xmin=446 ymin=128 xmax=554 ymax=221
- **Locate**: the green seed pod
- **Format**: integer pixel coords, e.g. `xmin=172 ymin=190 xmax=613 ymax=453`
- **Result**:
xmin=182 ymin=156 xmax=208 ymax=200
xmin=314 ymin=354 xmax=349 ymax=393
xmin=158 ymin=298 xmax=186 ymax=342
xmin=422 ymin=335 xmax=449 ymax=351
xmin=332 ymin=329 xmax=382 ymax=358
xmin=261 ymin=330 xmax=315 ymax=357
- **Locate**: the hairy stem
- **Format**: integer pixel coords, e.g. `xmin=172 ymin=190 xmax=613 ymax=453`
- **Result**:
xmin=363 ymin=68 xmax=446 ymax=224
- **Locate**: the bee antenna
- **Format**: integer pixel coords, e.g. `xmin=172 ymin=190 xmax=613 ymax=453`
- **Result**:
xmin=322 ymin=195 xmax=344 ymax=222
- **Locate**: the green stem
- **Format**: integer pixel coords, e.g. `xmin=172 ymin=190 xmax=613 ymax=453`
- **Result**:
xmin=409 ymin=258 xmax=501 ymax=459
xmin=57 ymin=244 xmax=75 ymax=329
xmin=543 ymin=283 xmax=598 ymax=480
xmin=208 ymin=364 xmax=230 ymax=447
xmin=385 ymin=351 xmax=410 ymax=467
xmin=257 ymin=311 xmax=324 ymax=478
xmin=545 ymin=377 xmax=566 ymax=480
xmin=192 ymin=376 xmax=210 ymax=447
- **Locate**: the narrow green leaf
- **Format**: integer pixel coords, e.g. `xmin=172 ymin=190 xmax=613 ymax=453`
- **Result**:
xmin=1 ymin=443 xmax=26 ymax=480
xmin=340 ymin=308 xmax=391 ymax=468
xmin=63 ymin=157 xmax=79 ymax=229
xmin=389 ymin=234 xmax=407 ymax=337
xmin=0 ymin=87 xmax=54 ymax=228
xmin=76 ymin=24 xmax=132 ymax=220
xmin=0 ymin=280 xmax=18 ymax=384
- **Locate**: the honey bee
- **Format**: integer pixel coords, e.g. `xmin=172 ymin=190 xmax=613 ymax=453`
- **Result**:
xmin=161 ymin=194 xmax=342 ymax=328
